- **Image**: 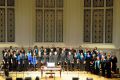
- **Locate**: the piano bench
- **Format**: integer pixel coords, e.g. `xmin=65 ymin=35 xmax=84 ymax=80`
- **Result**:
xmin=45 ymin=72 xmax=55 ymax=79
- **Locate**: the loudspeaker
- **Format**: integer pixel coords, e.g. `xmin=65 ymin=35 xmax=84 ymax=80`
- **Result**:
xmin=25 ymin=77 xmax=32 ymax=80
xmin=6 ymin=77 xmax=12 ymax=80
xmin=72 ymin=77 xmax=79 ymax=80
xmin=16 ymin=78 xmax=23 ymax=80
xmin=86 ymin=78 xmax=93 ymax=80
xmin=35 ymin=76 xmax=40 ymax=80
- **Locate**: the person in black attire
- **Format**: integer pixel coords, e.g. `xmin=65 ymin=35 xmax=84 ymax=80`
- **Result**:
xmin=42 ymin=49 xmax=48 ymax=65
xmin=92 ymin=47 xmax=98 ymax=57
xmin=85 ymin=51 xmax=92 ymax=72
xmin=24 ymin=53 xmax=28 ymax=71
xmin=2 ymin=49 xmax=6 ymax=59
xmin=73 ymin=50 xmax=77 ymax=71
xmin=19 ymin=51 xmax=24 ymax=71
xmin=80 ymin=53 xmax=85 ymax=71
xmin=2 ymin=50 xmax=9 ymax=77
xmin=70 ymin=49 xmax=75 ymax=71
xmin=101 ymin=55 xmax=106 ymax=77
xmin=79 ymin=46 xmax=83 ymax=53
xmin=3 ymin=50 xmax=8 ymax=68
xmin=53 ymin=50 xmax=59 ymax=65
xmin=12 ymin=51 xmax=17 ymax=71
xmin=57 ymin=48 xmax=62 ymax=65
xmin=90 ymin=54 xmax=96 ymax=74
xmin=106 ymin=54 xmax=112 ymax=78
xmin=111 ymin=55 xmax=117 ymax=73
xmin=60 ymin=48 xmax=66 ymax=71
xmin=64 ymin=49 xmax=69 ymax=71
xmin=3 ymin=54 xmax=9 ymax=70
xmin=2 ymin=60 xmax=9 ymax=77
xmin=8 ymin=51 xmax=13 ymax=71
xmin=46 ymin=47 xmax=50 ymax=55
xmin=67 ymin=51 xmax=74 ymax=71
xmin=53 ymin=47 xmax=56 ymax=52
xmin=76 ymin=59 xmax=80 ymax=71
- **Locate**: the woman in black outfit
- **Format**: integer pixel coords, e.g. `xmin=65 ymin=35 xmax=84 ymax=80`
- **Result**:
xmin=111 ymin=55 xmax=117 ymax=73
xmin=106 ymin=54 xmax=112 ymax=78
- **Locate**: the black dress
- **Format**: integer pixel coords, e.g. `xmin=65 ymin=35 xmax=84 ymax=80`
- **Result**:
xmin=85 ymin=55 xmax=91 ymax=72
xmin=101 ymin=59 xmax=106 ymax=77
xmin=24 ymin=55 xmax=28 ymax=71
xmin=111 ymin=56 xmax=117 ymax=73
xmin=106 ymin=58 xmax=112 ymax=78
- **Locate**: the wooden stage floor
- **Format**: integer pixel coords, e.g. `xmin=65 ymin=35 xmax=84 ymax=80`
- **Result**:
xmin=0 ymin=71 xmax=120 ymax=80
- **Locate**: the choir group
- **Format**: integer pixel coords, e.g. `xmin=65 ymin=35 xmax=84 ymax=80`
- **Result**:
xmin=1 ymin=46 xmax=118 ymax=78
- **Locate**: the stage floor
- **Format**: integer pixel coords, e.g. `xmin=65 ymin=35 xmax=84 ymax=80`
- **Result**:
xmin=0 ymin=71 xmax=120 ymax=80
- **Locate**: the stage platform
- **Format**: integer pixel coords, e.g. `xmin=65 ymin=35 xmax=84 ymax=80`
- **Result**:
xmin=0 ymin=71 xmax=120 ymax=80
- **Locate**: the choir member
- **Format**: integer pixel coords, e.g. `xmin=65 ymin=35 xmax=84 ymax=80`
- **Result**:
xmin=12 ymin=51 xmax=17 ymax=71
xmin=106 ymin=54 xmax=112 ymax=78
xmin=57 ymin=48 xmax=62 ymax=65
xmin=49 ymin=49 xmax=54 ymax=62
xmin=24 ymin=53 xmax=28 ymax=71
xmin=92 ymin=47 xmax=98 ymax=57
xmin=84 ymin=49 xmax=87 ymax=60
xmin=27 ymin=50 xmax=32 ymax=69
xmin=20 ymin=51 xmax=24 ymax=71
xmin=46 ymin=47 xmax=50 ymax=55
xmin=101 ymin=55 xmax=106 ymax=77
xmin=53 ymin=50 xmax=58 ymax=65
xmin=39 ymin=47 xmax=44 ymax=67
xmin=32 ymin=53 xmax=37 ymax=70
xmin=79 ymin=46 xmax=83 ymax=53
xmin=3 ymin=52 xmax=9 ymax=70
xmin=42 ymin=49 xmax=48 ymax=65
xmin=111 ymin=55 xmax=117 ymax=73
xmin=90 ymin=53 xmax=96 ymax=74
xmin=76 ymin=50 xmax=81 ymax=61
xmin=85 ymin=51 xmax=92 ymax=72
xmin=60 ymin=48 xmax=66 ymax=70
xmin=8 ymin=51 xmax=13 ymax=71
xmin=80 ymin=53 xmax=85 ymax=71
xmin=96 ymin=50 xmax=102 ymax=60
xmin=34 ymin=46 xmax=39 ymax=56
xmin=95 ymin=56 xmax=100 ymax=75
xmin=67 ymin=51 xmax=74 ymax=71
xmin=17 ymin=52 xmax=21 ymax=71
xmin=73 ymin=49 xmax=77 ymax=71
xmin=74 ymin=49 xmax=80 ymax=70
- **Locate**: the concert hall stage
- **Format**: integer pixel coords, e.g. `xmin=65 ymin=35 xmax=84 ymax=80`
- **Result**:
xmin=0 ymin=71 xmax=119 ymax=80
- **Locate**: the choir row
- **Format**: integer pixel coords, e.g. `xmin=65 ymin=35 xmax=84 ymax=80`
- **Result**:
xmin=1 ymin=46 xmax=118 ymax=78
